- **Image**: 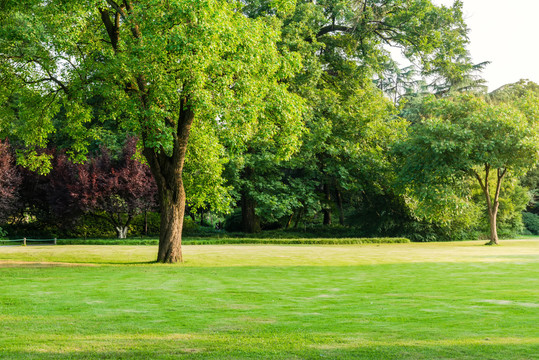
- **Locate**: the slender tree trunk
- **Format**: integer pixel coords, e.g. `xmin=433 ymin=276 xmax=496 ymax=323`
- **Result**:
xmin=487 ymin=210 xmax=499 ymax=245
xmin=335 ymin=188 xmax=345 ymax=226
xmin=323 ymin=183 xmax=332 ymax=225
xmin=144 ymin=211 xmax=148 ymax=235
xmin=294 ymin=207 xmax=303 ymax=229
xmin=474 ymin=166 xmax=506 ymax=246
xmin=285 ymin=213 xmax=294 ymax=229
xmin=83 ymin=215 xmax=87 ymax=241
xmin=115 ymin=226 xmax=128 ymax=239
xmin=109 ymin=213 xmax=133 ymax=239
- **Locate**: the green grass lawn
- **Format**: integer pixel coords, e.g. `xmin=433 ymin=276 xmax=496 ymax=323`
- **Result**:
xmin=0 ymin=240 xmax=538 ymax=359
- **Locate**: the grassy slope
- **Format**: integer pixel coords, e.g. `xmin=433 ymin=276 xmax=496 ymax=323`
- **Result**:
xmin=0 ymin=240 xmax=538 ymax=359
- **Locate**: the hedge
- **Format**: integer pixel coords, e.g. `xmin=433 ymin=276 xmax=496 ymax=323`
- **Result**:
xmin=55 ymin=237 xmax=410 ymax=245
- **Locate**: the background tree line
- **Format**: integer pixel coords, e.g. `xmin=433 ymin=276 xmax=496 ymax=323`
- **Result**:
xmin=1 ymin=1 xmax=539 ymax=261
xmin=2 ymin=78 xmax=539 ymax=242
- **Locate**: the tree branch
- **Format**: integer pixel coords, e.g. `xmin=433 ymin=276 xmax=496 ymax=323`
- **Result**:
xmin=317 ymin=24 xmax=352 ymax=38
xmin=123 ymin=0 xmax=143 ymax=40
xmin=494 ymin=168 xmax=507 ymax=208
xmin=104 ymin=0 xmax=127 ymax=21
xmin=99 ymin=8 xmax=119 ymax=51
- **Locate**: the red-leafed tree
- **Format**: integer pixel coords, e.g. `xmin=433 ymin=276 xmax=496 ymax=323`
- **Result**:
xmin=49 ymin=138 xmax=158 ymax=238
xmin=0 ymin=140 xmax=22 ymax=224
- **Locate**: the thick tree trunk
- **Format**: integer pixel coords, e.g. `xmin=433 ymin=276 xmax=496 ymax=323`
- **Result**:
xmin=240 ymin=164 xmax=260 ymax=233
xmin=143 ymin=99 xmax=194 ymax=263
xmin=323 ymin=183 xmax=332 ymax=225
xmin=156 ymin=181 xmax=185 ymax=262
xmin=241 ymin=190 xmax=261 ymax=233
xmin=99 ymin=6 xmax=191 ymax=262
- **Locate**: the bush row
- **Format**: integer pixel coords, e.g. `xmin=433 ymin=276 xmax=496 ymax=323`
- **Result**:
xmin=184 ymin=237 xmax=410 ymax=245
xmin=55 ymin=237 xmax=410 ymax=246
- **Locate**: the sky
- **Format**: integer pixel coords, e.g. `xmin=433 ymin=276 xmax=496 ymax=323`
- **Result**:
xmin=434 ymin=0 xmax=539 ymax=91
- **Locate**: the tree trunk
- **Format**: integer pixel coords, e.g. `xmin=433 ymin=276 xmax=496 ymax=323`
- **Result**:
xmin=156 ymin=181 xmax=185 ymax=262
xmin=323 ymin=183 xmax=332 ymax=225
xmin=285 ymin=213 xmax=294 ymax=229
xmin=294 ymin=207 xmax=303 ymax=229
xmin=474 ymin=166 xmax=505 ymax=246
xmin=115 ymin=226 xmax=128 ymax=239
xmin=143 ymin=99 xmax=194 ymax=263
xmin=144 ymin=211 xmax=148 ymax=235
xmin=241 ymin=190 xmax=261 ymax=233
xmin=240 ymin=164 xmax=260 ymax=233
xmin=335 ymin=188 xmax=345 ymax=226
xmin=486 ymin=210 xmax=499 ymax=245
xmin=98 ymin=8 xmax=191 ymax=262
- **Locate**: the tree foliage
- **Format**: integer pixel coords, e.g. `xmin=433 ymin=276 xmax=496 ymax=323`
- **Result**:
xmin=0 ymin=0 xmax=304 ymax=261
xmin=49 ymin=137 xmax=157 ymax=238
xmin=396 ymin=93 xmax=539 ymax=243
xmin=233 ymin=0 xmax=472 ymax=230
xmin=4 ymin=0 xmax=533 ymax=247
xmin=0 ymin=139 xmax=21 ymax=223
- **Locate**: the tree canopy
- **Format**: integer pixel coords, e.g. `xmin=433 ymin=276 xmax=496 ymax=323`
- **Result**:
xmin=396 ymin=93 xmax=539 ymax=244
xmin=0 ymin=0 xmax=304 ymax=262
xmin=3 ymin=1 xmax=536 ymax=254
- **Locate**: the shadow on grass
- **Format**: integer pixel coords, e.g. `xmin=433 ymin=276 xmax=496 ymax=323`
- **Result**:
xmin=2 ymin=343 xmax=537 ymax=360
xmin=0 ymin=260 xmax=158 ymax=267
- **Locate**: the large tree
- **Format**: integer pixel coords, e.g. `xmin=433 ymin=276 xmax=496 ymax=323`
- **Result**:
xmin=235 ymin=0 xmax=472 ymax=229
xmin=0 ymin=0 xmax=302 ymax=262
xmin=396 ymin=93 xmax=539 ymax=244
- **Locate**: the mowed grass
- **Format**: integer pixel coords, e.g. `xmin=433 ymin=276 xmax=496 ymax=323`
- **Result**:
xmin=0 ymin=240 xmax=538 ymax=359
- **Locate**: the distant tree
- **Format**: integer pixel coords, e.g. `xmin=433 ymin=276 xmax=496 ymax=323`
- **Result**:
xmin=396 ymin=93 xmax=539 ymax=244
xmin=425 ymin=55 xmax=490 ymax=96
xmin=50 ymin=138 xmax=157 ymax=238
xmin=0 ymin=139 xmax=21 ymax=223
xmin=244 ymin=0 xmax=473 ymax=226
xmin=489 ymin=79 xmax=539 ymax=102
xmin=496 ymin=80 xmax=539 ymax=231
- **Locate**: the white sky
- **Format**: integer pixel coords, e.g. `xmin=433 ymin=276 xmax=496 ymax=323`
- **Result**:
xmin=434 ymin=0 xmax=539 ymax=91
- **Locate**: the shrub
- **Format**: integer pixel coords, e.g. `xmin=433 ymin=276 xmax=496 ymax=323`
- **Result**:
xmin=56 ymin=237 xmax=410 ymax=245
xmin=183 ymin=237 xmax=410 ymax=245
xmin=223 ymin=209 xmax=242 ymax=232
xmin=522 ymin=212 xmax=539 ymax=235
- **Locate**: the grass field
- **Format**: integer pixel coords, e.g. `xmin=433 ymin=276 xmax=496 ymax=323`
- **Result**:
xmin=0 ymin=240 xmax=538 ymax=359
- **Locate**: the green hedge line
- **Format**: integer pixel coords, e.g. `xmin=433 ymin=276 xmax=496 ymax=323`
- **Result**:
xmin=58 ymin=239 xmax=159 ymax=245
xmin=56 ymin=237 xmax=410 ymax=246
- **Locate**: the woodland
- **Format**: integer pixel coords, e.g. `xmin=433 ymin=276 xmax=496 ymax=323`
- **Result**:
xmin=1 ymin=0 xmax=539 ymax=262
